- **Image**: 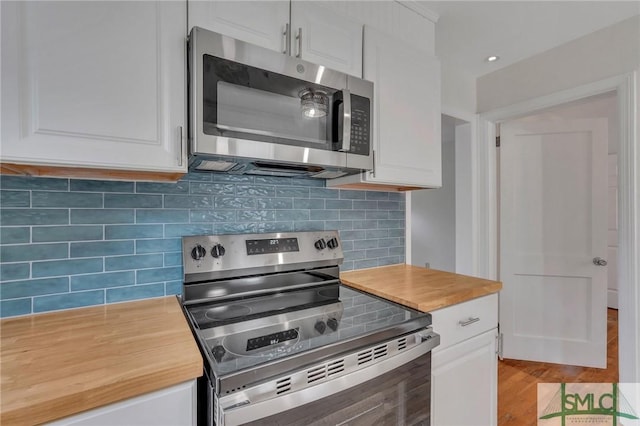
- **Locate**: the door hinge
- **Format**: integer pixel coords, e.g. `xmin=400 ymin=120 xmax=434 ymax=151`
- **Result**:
xmin=496 ymin=332 xmax=504 ymax=360
xmin=495 ymin=136 xmax=501 ymax=147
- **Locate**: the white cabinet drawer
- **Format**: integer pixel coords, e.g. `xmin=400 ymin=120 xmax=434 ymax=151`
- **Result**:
xmin=431 ymin=293 xmax=498 ymax=351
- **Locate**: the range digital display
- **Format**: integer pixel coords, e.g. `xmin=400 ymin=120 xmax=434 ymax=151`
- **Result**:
xmin=246 ymin=238 xmax=299 ymax=255
xmin=246 ymin=329 xmax=299 ymax=351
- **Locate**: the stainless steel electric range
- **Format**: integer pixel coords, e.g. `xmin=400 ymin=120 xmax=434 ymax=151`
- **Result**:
xmin=180 ymin=231 xmax=439 ymax=426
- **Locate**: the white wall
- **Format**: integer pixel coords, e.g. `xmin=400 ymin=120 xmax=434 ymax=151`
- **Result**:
xmin=441 ymin=63 xmax=477 ymax=115
xmin=454 ymin=122 xmax=473 ymax=275
xmin=477 ymin=15 xmax=640 ymax=112
xmin=411 ymin=115 xmax=457 ymax=272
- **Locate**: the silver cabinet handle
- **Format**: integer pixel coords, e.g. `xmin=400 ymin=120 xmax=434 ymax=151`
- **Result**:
xmin=338 ymin=89 xmax=351 ymax=152
xmin=178 ymin=126 xmax=184 ymax=167
xmin=593 ymin=257 xmax=608 ymax=266
xmin=295 ymin=27 xmax=302 ymax=58
xmin=282 ymin=23 xmax=290 ymax=55
xmin=459 ymin=317 xmax=480 ymax=327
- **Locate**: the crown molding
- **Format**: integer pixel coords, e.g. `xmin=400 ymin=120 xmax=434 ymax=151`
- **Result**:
xmin=396 ymin=1 xmax=440 ymax=23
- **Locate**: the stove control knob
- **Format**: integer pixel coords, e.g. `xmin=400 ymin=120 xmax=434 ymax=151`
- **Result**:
xmin=212 ymin=345 xmax=226 ymax=363
xmin=327 ymin=237 xmax=339 ymax=250
xmin=327 ymin=317 xmax=339 ymax=331
xmin=314 ymin=320 xmax=326 ymax=335
xmin=211 ymin=244 xmax=226 ymax=258
xmin=314 ymin=239 xmax=327 ymax=250
xmin=191 ymin=244 xmax=206 ymax=261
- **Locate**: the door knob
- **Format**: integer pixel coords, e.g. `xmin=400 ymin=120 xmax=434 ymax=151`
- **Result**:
xmin=593 ymin=257 xmax=608 ymax=266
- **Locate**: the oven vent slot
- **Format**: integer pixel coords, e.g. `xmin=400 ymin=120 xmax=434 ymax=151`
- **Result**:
xmin=327 ymin=359 xmax=345 ymax=376
xmin=373 ymin=344 xmax=388 ymax=359
xmin=398 ymin=337 xmax=408 ymax=350
xmin=276 ymin=377 xmax=292 ymax=395
xmin=307 ymin=365 xmax=327 ymax=383
xmin=357 ymin=349 xmax=373 ymax=365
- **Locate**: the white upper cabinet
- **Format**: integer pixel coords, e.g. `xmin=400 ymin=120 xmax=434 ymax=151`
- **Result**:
xmin=188 ymin=1 xmax=363 ymax=77
xmin=329 ymin=26 xmax=441 ymax=189
xmin=1 ymin=1 xmax=187 ymax=176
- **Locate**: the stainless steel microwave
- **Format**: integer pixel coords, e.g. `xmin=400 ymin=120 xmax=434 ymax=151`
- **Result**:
xmin=188 ymin=27 xmax=373 ymax=179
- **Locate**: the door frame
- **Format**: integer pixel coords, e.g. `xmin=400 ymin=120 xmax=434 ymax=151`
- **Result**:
xmin=476 ymin=72 xmax=638 ymax=381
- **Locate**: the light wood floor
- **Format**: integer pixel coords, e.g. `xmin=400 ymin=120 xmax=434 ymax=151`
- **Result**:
xmin=497 ymin=308 xmax=619 ymax=425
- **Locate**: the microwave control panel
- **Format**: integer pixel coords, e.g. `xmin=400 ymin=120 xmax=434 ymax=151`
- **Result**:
xmin=348 ymin=95 xmax=371 ymax=156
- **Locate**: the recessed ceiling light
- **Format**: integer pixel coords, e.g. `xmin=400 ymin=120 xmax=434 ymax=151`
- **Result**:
xmin=486 ymin=55 xmax=500 ymax=62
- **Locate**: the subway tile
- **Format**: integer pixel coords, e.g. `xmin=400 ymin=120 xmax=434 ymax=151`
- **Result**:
xmin=353 ymin=239 xmax=379 ymax=250
xmin=366 ymin=248 xmax=389 ymax=259
xmin=256 ymin=198 xmax=293 ymax=210
xmin=340 ymin=261 xmax=354 ymax=271
xmin=136 ymin=238 xmax=182 ymax=254
xmin=339 ymin=240 xmax=353 ymax=251
xmin=378 ymin=256 xmax=401 ymax=266
xmin=212 ymin=174 xmax=253 ymax=183
xmin=165 ymin=224 xmax=213 ymax=237
xmin=275 ymin=187 xmax=309 ymax=198
xmin=1 ymin=243 xmax=68 ymax=262
xmin=339 ymin=190 xmax=366 ymax=200
xmin=32 ymin=191 xmax=102 ymax=208
xmin=275 ymin=210 xmax=309 ymax=221
xmin=1 ymin=190 xmax=30 ymax=207
xmin=0 ymin=227 xmax=30 ymax=244
xmin=339 ymin=230 xmax=366 ymax=241
xmin=136 ymin=209 xmax=189 ymax=224
xmin=293 ymin=221 xmax=324 ymax=231
xmin=311 ymin=210 xmax=338 ymax=220
xmin=33 ymin=225 xmax=103 ymax=242
xmin=32 ymin=258 xmax=103 ymax=278
xmin=71 ymin=209 xmax=134 ymax=224
xmin=353 ymin=200 xmax=378 ymax=210
xmin=366 ymin=211 xmax=388 ymax=220
xmin=136 ymin=181 xmax=189 ymax=194
xmin=378 ymin=201 xmax=401 ymax=210
xmin=353 ymin=259 xmax=379 ymax=270
xmin=255 ymin=222 xmax=294 ymax=233
xmin=137 ymin=267 xmax=182 ymax=284
xmin=388 ymin=228 xmax=405 ymax=237
xmin=106 ymin=283 xmax=164 ymax=303
xmin=164 ymin=252 xmax=182 ymax=267
xmin=366 ymin=191 xmax=389 ymax=200
xmin=254 ymin=176 xmax=323 ymax=187
xmin=1 ymin=209 xmax=68 ymax=225
xmin=294 ymin=199 xmax=324 ymax=209
xmin=71 ymin=271 xmax=135 ymax=291
xmin=34 ymin=290 xmax=104 ymax=313
xmin=70 ymin=179 xmax=134 ymax=193
xmin=324 ymin=220 xmax=353 ymax=231
xmin=1 ymin=277 xmax=69 ymax=299
xmin=1 ymin=176 xmax=68 ymax=191
xmin=378 ymin=238 xmax=403 ymax=248
xmin=325 ymin=199 xmax=352 ymax=210
xmin=389 ymin=246 xmax=405 ymax=256
xmin=378 ymin=219 xmax=404 ymax=229
xmin=309 ymin=188 xmax=339 ymax=199
xmin=70 ymin=241 xmax=133 ymax=258
xmin=189 ymin=182 xmax=234 ymax=195
xmin=389 ymin=210 xmax=405 ymax=219
xmin=105 ymin=254 xmax=164 ymax=271
xmin=165 ymin=280 xmax=182 ymax=295
xmin=236 ymin=185 xmax=275 ymax=197
xmin=164 ymin=194 xmax=212 ymax=209
xmin=214 ymin=223 xmax=257 ymax=234
xmin=344 ymin=250 xmax=367 ymax=261
xmin=105 ymin=225 xmax=163 ymax=240
xmin=0 ymin=263 xmax=29 ymax=281
xmin=104 ymin=194 xmax=162 ymax=208
xmin=1 ymin=298 xmax=31 ymax=317
xmin=237 ymin=210 xmax=275 ymax=222
xmin=366 ymin=229 xmax=388 ymax=239
xmin=388 ymin=193 xmax=404 ymax=201
xmin=189 ymin=210 xmax=235 ymax=223
xmin=340 ymin=210 xmax=366 ymax=220
xmin=214 ymin=196 xmax=257 ymax=209
xmin=183 ymin=172 xmax=212 ymax=182
xmin=353 ymin=220 xmax=378 ymax=230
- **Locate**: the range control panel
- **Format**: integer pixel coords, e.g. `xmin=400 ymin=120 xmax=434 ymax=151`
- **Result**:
xmin=182 ymin=231 xmax=343 ymax=278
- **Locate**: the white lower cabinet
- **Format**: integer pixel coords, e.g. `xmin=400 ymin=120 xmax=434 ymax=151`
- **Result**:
xmin=430 ymin=294 xmax=499 ymax=426
xmin=46 ymin=380 xmax=197 ymax=426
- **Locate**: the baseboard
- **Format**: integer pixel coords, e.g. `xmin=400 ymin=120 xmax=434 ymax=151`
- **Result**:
xmin=607 ymin=289 xmax=618 ymax=309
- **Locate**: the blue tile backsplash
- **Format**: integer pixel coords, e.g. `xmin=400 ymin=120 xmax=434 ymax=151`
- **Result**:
xmin=0 ymin=173 xmax=405 ymax=317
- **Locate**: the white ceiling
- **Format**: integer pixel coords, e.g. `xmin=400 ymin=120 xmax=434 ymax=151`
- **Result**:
xmin=421 ymin=1 xmax=640 ymax=77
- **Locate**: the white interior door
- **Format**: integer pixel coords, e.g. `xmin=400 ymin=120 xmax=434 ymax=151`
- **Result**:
xmin=500 ymin=117 xmax=608 ymax=368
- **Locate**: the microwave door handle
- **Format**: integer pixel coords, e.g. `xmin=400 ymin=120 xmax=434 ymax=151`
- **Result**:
xmin=339 ymin=89 xmax=351 ymax=152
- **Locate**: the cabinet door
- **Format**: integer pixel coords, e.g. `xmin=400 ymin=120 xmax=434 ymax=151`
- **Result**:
xmin=363 ymin=26 xmax=441 ymax=187
xmin=431 ymin=329 xmax=498 ymax=426
xmin=1 ymin=1 xmax=186 ymax=173
xmin=188 ymin=1 xmax=289 ymax=53
xmin=290 ymin=2 xmax=363 ymax=77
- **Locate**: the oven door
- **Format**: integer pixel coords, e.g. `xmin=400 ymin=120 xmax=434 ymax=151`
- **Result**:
xmin=212 ymin=330 xmax=439 ymax=426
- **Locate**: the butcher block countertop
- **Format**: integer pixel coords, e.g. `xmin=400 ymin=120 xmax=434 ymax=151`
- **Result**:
xmin=0 ymin=296 xmax=202 ymax=426
xmin=340 ymin=264 xmax=502 ymax=312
